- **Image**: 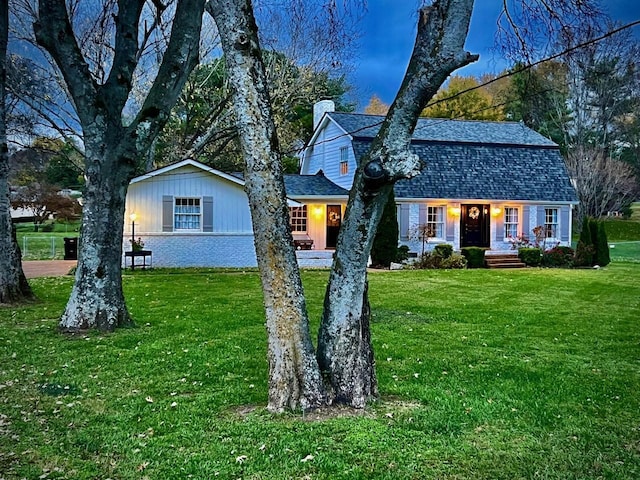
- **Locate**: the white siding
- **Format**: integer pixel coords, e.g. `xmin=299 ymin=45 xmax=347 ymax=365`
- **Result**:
xmin=303 ymin=120 xmax=356 ymax=189
xmin=125 ymin=165 xmax=252 ymax=235
xmin=123 ymin=165 xmax=256 ymax=268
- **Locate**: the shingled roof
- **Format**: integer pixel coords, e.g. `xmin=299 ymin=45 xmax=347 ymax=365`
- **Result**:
xmin=284 ymin=171 xmax=348 ymax=197
xmin=328 ymin=112 xmax=558 ymax=147
xmin=332 ymin=112 xmax=577 ymax=203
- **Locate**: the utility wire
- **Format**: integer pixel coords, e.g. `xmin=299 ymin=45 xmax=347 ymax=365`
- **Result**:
xmin=289 ymin=18 xmax=640 ymax=158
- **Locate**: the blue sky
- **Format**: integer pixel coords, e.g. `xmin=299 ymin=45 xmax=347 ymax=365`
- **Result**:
xmin=350 ymin=1 xmax=640 ymax=110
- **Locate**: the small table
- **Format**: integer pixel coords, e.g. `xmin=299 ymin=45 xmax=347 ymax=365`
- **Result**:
xmin=292 ymin=234 xmax=314 ymax=250
xmin=125 ymin=250 xmax=152 ymax=270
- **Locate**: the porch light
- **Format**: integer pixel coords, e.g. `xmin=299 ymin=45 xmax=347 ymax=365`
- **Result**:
xmin=491 ymin=207 xmax=502 ymax=216
xmin=312 ymin=206 xmax=324 ymax=218
xmin=449 ymin=206 xmax=461 ymax=216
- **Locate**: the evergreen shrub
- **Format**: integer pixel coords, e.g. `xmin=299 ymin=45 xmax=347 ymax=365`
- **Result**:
xmin=518 ymin=247 xmax=542 ymax=267
xmin=441 ymin=254 xmax=467 ymax=269
xmin=461 ymin=247 xmax=486 ymax=268
xmin=396 ymin=245 xmax=410 ymax=263
xmin=596 ymin=221 xmax=611 ymax=267
xmin=371 ymin=191 xmax=399 ymax=267
xmin=413 ymin=252 xmax=467 ymax=269
xmin=574 ymin=217 xmax=594 ymax=267
xmin=434 ymin=243 xmax=453 ymax=259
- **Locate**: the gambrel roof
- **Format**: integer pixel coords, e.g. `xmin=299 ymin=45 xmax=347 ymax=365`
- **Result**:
xmin=327 ymin=112 xmax=558 ymax=147
xmin=284 ymin=171 xmax=348 ymax=198
xmin=329 ymin=113 xmax=577 ymax=203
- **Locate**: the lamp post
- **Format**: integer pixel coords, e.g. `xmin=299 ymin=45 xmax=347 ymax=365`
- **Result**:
xmin=129 ymin=212 xmax=137 ymax=251
xmin=129 ymin=213 xmax=137 ymax=270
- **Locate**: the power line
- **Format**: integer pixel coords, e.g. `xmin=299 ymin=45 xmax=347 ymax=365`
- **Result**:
xmin=289 ymin=18 xmax=640 ymax=158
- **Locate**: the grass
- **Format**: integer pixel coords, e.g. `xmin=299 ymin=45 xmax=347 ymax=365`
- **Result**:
xmin=1 ymin=263 xmax=639 ymax=479
xmin=601 ymin=218 xmax=640 ymax=242
xmin=609 ymin=241 xmax=640 ymax=263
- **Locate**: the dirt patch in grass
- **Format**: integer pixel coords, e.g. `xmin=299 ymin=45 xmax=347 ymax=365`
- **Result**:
xmin=230 ymin=397 xmax=422 ymax=422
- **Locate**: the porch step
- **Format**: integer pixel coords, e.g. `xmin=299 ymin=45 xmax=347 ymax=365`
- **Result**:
xmin=484 ymin=253 xmax=526 ymax=269
xmin=295 ymin=249 xmax=334 ymax=268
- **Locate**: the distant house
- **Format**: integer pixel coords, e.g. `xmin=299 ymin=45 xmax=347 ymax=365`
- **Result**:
xmin=123 ymin=159 xmax=347 ymax=268
xmin=301 ymin=102 xmax=578 ymax=253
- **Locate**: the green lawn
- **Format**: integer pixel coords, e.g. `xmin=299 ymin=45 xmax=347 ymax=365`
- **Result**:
xmin=1 ymin=263 xmax=639 ymax=479
xmin=609 ymin=241 xmax=640 ymax=263
xmin=602 ymin=218 xmax=640 ymax=242
xmin=630 ymin=202 xmax=640 ymax=221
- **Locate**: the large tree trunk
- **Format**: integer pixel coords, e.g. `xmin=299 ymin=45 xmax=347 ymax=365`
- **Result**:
xmin=318 ymin=0 xmax=478 ymax=408
xmin=208 ymin=0 xmax=326 ymax=412
xmin=59 ymin=148 xmax=134 ymax=331
xmin=34 ymin=0 xmax=204 ymax=331
xmin=0 ymin=0 xmax=33 ymax=304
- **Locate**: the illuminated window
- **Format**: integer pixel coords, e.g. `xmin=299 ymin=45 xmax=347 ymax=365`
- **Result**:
xmin=427 ymin=206 xmax=444 ymax=238
xmin=289 ymin=206 xmax=307 ymax=232
xmin=504 ymin=207 xmax=519 ymax=238
xmin=174 ymin=198 xmax=201 ymax=230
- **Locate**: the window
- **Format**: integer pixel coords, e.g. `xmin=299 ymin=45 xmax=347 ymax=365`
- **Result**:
xmin=545 ymin=208 xmax=558 ymax=238
xmin=504 ymin=207 xmax=519 ymax=238
xmin=339 ymin=146 xmax=349 ymax=175
xmin=427 ymin=206 xmax=445 ymax=238
xmin=174 ymin=198 xmax=201 ymax=230
xmin=289 ymin=206 xmax=307 ymax=232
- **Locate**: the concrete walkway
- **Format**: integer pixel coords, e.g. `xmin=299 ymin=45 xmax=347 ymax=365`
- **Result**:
xmin=22 ymin=260 xmax=77 ymax=279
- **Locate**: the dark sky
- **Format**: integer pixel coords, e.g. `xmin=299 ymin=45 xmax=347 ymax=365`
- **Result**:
xmin=349 ymin=1 xmax=640 ymax=110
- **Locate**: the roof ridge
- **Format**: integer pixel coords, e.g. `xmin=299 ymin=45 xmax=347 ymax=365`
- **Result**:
xmin=330 ymin=110 xmax=526 ymax=126
xmin=327 ymin=112 xmax=557 ymax=147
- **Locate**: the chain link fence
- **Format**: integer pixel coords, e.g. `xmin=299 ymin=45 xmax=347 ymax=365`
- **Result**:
xmin=21 ymin=236 xmax=66 ymax=260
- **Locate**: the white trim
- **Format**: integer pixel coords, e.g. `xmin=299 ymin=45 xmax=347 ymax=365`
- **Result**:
xmin=304 ymin=113 xmax=352 ymax=149
xmin=301 ymin=114 xmax=353 ymax=173
xmin=131 ymin=158 xmax=245 ymax=187
xmin=543 ymin=206 xmax=560 ymax=244
xmin=503 ymin=206 xmax=520 ymax=241
xmin=131 ymin=158 xmax=303 ymax=207
xmin=173 ymin=196 xmax=202 ymax=232
xmin=426 ymin=204 xmax=446 ymax=242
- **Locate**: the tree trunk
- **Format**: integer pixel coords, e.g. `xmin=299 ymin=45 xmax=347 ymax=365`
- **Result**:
xmin=318 ymin=0 xmax=478 ymax=408
xmin=208 ymin=0 xmax=326 ymax=412
xmin=0 ymin=0 xmax=33 ymax=304
xmin=58 ymin=149 xmax=134 ymax=331
xmin=34 ymin=0 xmax=204 ymax=331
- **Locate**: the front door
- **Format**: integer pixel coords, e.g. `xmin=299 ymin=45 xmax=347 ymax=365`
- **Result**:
xmin=326 ymin=205 xmax=342 ymax=249
xmin=461 ymin=204 xmax=490 ymax=248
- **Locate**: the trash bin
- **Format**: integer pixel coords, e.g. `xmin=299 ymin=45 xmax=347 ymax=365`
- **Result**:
xmin=63 ymin=237 xmax=78 ymax=260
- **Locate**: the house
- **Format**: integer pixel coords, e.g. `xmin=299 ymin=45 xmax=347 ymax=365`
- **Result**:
xmin=301 ymin=101 xmax=578 ymax=254
xmin=122 ymin=159 xmax=348 ymax=268
xmin=123 ymin=104 xmax=577 ymax=268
